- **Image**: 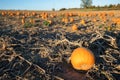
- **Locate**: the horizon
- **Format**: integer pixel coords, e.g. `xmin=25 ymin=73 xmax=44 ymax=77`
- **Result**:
xmin=0 ymin=0 xmax=120 ymax=10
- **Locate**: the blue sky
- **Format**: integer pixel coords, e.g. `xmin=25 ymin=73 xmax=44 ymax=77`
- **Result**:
xmin=0 ymin=0 xmax=120 ymax=10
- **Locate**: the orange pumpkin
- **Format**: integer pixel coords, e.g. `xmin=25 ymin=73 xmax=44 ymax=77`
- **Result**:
xmin=47 ymin=20 xmax=52 ymax=24
xmin=70 ymin=47 xmax=95 ymax=70
xmin=70 ymin=18 xmax=74 ymax=23
xmin=62 ymin=18 xmax=68 ymax=23
xmin=72 ymin=24 xmax=78 ymax=31
xmin=16 ymin=12 xmax=20 ymax=16
xmin=32 ymin=12 xmax=36 ymax=16
xmin=92 ymin=18 xmax=97 ymax=22
xmin=29 ymin=18 xmax=35 ymax=24
xmin=80 ymin=20 xmax=85 ymax=25
xmin=1 ymin=12 xmax=5 ymax=16
xmin=21 ymin=18 xmax=25 ymax=24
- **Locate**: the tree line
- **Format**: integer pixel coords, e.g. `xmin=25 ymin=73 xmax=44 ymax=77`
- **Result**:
xmin=80 ymin=0 xmax=120 ymax=10
xmin=59 ymin=0 xmax=120 ymax=11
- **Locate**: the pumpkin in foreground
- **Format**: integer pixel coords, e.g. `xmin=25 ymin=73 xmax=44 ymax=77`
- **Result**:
xmin=70 ymin=47 xmax=95 ymax=70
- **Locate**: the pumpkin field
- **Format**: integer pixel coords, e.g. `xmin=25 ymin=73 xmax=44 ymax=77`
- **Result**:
xmin=0 ymin=10 xmax=120 ymax=80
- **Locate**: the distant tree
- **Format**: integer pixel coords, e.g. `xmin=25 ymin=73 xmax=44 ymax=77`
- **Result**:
xmin=89 ymin=5 xmax=95 ymax=9
xmin=52 ymin=8 xmax=55 ymax=11
xmin=59 ymin=8 xmax=67 ymax=11
xmin=104 ymin=5 xmax=108 ymax=8
xmin=80 ymin=0 xmax=92 ymax=8
xmin=108 ymin=4 xmax=114 ymax=8
xmin=117 ymin=4 xmax=120 ymax=8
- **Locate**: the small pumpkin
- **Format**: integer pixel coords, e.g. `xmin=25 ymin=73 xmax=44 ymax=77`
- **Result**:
xmin=47 ymin=20 xmax=52 ymax=24
xmin=16 ymin=12 xmax=20 ymax=16
xmin=72 ymin=24 xmax=78 ymax=31
xmin=70 ymin=47 xmax=95 ymax=70
xmin=64 ymin=18 xmax=69 ymax=23
xmin=29 ymin=18 xmax=35 ymax=24
xmin=21 ymin=18 xmax=25 ymax=24
xmin=80 ymin=20 xmax=85 ymax=25
xmin=92 ymin=18 xmax=96 ymax=22
xmin=70 ymin=18 xmax=74 ymax=23
xmin=1 ymin=12 xmax=5 ymax=16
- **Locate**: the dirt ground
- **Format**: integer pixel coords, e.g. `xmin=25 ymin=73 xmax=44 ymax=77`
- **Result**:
xmin=0 ymin=10 xmax=120 ymax=80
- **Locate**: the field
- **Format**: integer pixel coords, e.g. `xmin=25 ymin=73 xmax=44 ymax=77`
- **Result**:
xmin=0 ymin=10 xmax=120 ymax=80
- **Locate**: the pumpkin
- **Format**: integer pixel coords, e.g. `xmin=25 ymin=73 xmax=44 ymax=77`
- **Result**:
xmin=72 ymin=24 xmax=78 ymax=31
xmin=1 ymin=12 xmax=5 ymax=16
xmin=80 ymin=20 xmax=85 ymax=25
xmin=92 ymin=18 xmax=97 ymax=22
xmin=62 ymin=18 xmax=68 ymax=23
xmin=21 ymin=18 xmax=25 ymax=24
xmin=70 ymin=47 xmax=95 ymax=70
xmin=47 ymin=20 xmax=52 ymax=24
xmin=70 ymin=18 xmax=74 ymax=23
xmin=64 ymin=18 xmax=69 ymax=23
xmin=29 ymin=18 xmax=35 ymax=24
xmin=16 ymin=12 xmax=20 ymax=16
xmin=32 ymin=12 xmax=36 ymax=16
